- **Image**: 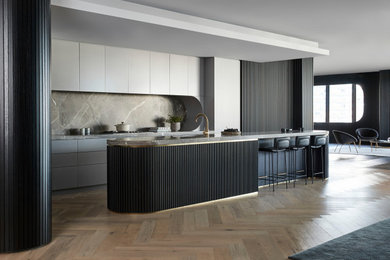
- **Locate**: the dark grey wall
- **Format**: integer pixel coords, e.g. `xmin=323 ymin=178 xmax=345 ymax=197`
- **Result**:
xmin=314 ymin=72 xmax=380 ymax=142
xmin=241 ymin=58 xmax=313 ymax=132
xmin=0 ymin=0 xmax=51 ymax=252
xmin=203 ymin=57 xmax=215 ymax=130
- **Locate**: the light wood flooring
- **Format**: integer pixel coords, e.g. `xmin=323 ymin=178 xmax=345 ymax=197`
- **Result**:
xmin=2 ymin=154 xmax=390 ymax=260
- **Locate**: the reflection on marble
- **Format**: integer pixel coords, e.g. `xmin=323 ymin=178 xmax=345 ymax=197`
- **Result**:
xmin=51 ymin=91 xmax=186 ymax=135
xmin=106 ymin=130 xmax=329 ymax=147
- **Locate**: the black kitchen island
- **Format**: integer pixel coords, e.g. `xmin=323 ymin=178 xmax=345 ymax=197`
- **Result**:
xmin=107 ymin=131 xmax=328 ymax=213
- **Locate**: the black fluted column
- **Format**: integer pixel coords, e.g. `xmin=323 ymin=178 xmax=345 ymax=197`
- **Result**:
xmin=379 ymin=70 xmax=390 ymax=139
xmin=0 ymin=0 xmax=51 ymax=253
xmin=292 ymin=58 xmax=314 ymax=130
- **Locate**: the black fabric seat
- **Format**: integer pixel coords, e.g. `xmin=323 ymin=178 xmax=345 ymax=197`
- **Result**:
xmin=289 ymin=136 xmax=310 ymax=187
xmin=259 ymin=137 xmax=290 ymax=191
xmin=332 ymin=130 xmax=358 ymax=153
xmin=310 ymin=135 xmax=327 ymax=183
xmin=355 ymin=128 xmax=379 ymax=148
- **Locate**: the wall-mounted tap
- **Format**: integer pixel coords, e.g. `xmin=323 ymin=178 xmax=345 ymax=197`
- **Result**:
xmin=195 ymin=113 xmax=209 ymax=136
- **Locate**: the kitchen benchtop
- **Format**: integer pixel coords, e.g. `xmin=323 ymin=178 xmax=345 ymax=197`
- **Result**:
xmin=106 ymin=130 xmax=329 ymax=147
xmin=51 ymin=131 xmax=208 ymax=140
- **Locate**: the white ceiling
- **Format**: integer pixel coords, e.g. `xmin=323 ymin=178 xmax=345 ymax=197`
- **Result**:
xmin=52 ymin=0 xmax=390 ymax=75
xmin=51 ymin=0 xmax=328 ymax=63
xmin=122 ymin=0 xmax=390 ymax=76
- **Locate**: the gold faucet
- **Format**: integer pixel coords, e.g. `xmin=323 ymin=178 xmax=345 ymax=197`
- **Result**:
xmin=195 ymin=113 xmax=209 ymax=136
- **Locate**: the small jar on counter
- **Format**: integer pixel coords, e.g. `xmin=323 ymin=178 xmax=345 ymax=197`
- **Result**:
xmin=80 ymin=128 xmax=91 ymax=135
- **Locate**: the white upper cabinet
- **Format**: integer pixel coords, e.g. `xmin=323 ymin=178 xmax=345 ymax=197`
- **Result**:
xmin=129 ymin=49 xmax=150 ymax=94
xmin=150 ymin=52 xmax=170 ymax=95
xmin=169 ymin=54 xmax=188 ymax=95
xmin=188 ymin=57 xmax=202 ymax=97
xmin=51 ymin=39 xmax=79 ymax=91
xmin=105 ymin=47 xmax=129 ymax=93
xmin=80 ymin=43 xmax=105 ymax=92
xmin=52 ymin=40 xmax=202 ymax=96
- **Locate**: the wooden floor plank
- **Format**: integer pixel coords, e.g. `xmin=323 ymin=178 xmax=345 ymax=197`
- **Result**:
xmin=2 ymin=154 xmax=390 ymax=259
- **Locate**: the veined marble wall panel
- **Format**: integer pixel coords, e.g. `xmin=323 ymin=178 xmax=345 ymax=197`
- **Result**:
xmin=51 ymin=91 xmax=190 ymax=134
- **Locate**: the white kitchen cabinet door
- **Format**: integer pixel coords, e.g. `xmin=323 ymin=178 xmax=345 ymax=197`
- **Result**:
xmin=169 ymin=54 xmax=188 ymax=95
xmin=77 ymin=164 xmax=107 ymax=187
xmin=105 ymin=46 xmax=129 ymax=93
xmin=52 ymin=167 xmax=78 ymax=190
xmin=51 ymin=39 xmax=79 ymax=91
xmin=150 ymin=52 xmax=170 ymax=95
xmin=80 ymin=43 xmax=105 ymax=92
xmin=129 ymin=49 xmax=150 ymax=94
xmin=188 ymin=57 xmax=203 ymax=97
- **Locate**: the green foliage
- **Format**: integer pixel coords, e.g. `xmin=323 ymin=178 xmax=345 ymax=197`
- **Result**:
xmin=166 ymin=114 xmax=183 ymax=123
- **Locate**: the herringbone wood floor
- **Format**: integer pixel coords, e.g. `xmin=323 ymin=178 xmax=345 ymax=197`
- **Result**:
xmin=2 ymin=154 xmax=390 ymax=260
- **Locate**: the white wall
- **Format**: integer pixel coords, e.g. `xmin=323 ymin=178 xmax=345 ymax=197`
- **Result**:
xmin=204 ymin=57 xmax=241 ymax=132
xmin=214 ymin=58 xmax=240 ymax=132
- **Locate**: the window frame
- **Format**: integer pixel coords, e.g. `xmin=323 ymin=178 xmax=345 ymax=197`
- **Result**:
xmin=313 ymin=83 xmax=364 ymax=124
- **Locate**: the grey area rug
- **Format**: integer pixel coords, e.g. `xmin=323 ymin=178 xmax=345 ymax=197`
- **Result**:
xmin=329 ymin=144 xmax=390 ymax=157
xmin=289 ymin=218 xmax=390 ymax=260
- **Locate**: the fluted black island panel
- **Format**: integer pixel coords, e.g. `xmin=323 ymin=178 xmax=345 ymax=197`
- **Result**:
xmin=107 ymin=131 xmax=328 ymax=213
xmin=107 ymin=140 xmax=258 ymax=213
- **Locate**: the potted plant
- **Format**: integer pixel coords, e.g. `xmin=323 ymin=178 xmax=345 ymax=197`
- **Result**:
xmin=166 ymin=114 xmax=183 ymax=132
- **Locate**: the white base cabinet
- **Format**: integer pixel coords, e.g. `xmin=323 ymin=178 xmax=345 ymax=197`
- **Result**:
xmin=52 ymin=139 xmax=107 ymax=191
xmin=52 ymin=167 xmax=78 ymax=190
xmin=78 ymin=164 xmax=107 ymax=187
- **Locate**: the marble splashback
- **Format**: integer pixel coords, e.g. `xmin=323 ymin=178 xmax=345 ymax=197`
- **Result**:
xmin=51 ymin=91 xmax=186 ymax=135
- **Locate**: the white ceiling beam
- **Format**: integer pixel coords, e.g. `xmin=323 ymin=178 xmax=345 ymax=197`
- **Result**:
xmin=51 ymin=0 xmax=329 ymax=56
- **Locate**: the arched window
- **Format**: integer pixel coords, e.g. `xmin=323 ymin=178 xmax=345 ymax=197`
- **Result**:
xmin=356 ymin=84 xmax=364 ymax=121
xmin=313 ymin=84 xmax=364 ymax=123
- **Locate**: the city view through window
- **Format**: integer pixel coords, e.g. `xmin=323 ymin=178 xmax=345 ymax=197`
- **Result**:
xmin=313 ymin=84 xmax=364 ymax=123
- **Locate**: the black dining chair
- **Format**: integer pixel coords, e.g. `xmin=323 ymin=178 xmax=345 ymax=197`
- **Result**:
xmin=355 ymin=128 xmax=379 ymax=149
xmin=332 ymin=130 xmax=358 ymax=154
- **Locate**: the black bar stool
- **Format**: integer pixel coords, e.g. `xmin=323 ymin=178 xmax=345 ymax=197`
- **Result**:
xmin=289 ymin=136 xmax=310 ymax=187
xmin=259 ymin=137 xmax=290 ymax=191
xmin=310 ymin=135 xmax=327 ymax=183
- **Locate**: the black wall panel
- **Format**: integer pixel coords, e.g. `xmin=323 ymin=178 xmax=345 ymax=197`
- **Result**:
xmin=379 ymin=70 xmax=390 ymax=139
xmin=241 ymin=58 xmax=313 ymax=132
xmin=241 ymin=60 xmax=293 ymax=132
xmin=0 ymin=0 xmax=51 ymax=253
